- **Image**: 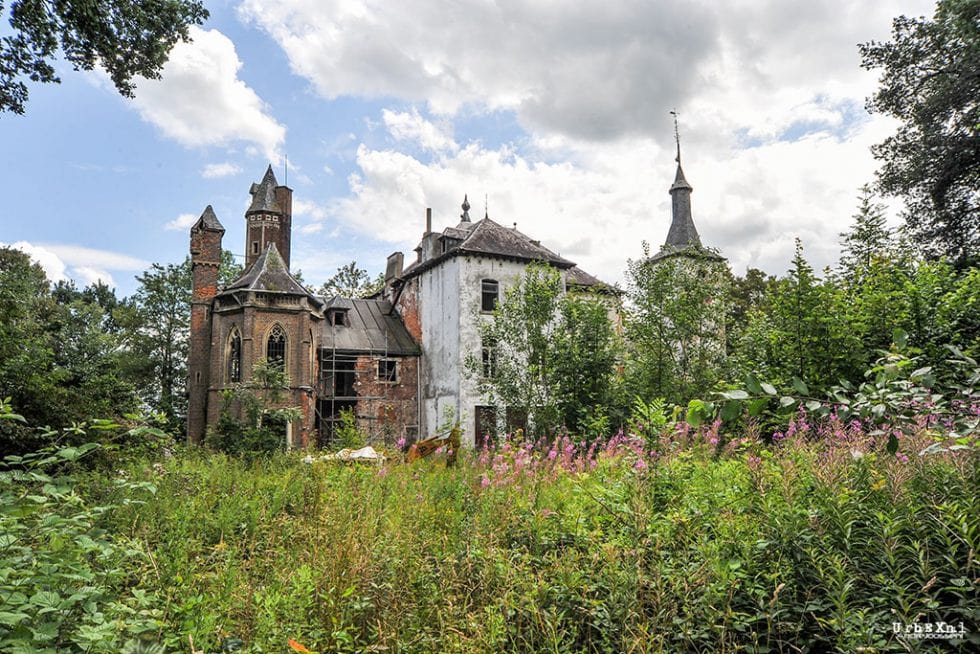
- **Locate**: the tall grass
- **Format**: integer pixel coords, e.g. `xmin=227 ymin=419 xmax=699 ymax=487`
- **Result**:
xmin=84 ymin=424 xmax=978 ymax=653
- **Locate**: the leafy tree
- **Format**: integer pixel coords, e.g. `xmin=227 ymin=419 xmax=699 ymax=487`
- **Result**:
xmin=316 ymin=261 xmax=383 ymax=298
xmin=624 ymin=245 xmax=729 ymax=405
xmin=467 ymin=264 xmax=618 ymax=437
xmin=726 ymin=267 xmax=775 ymax=352
xmin=0 ymin=0 xmax=208 ymax=114
xmin=859 ymin=0 xmax=980 ymax=264
xmin=838 ymin=185 xmax=894 ymax=277
xmin=218 ymin=249 xmax=243 ymax=287
xmin=118 ymin=260 xmax=190 ymax=430
xmin=0 ymin=248 xmax=137 ymax=451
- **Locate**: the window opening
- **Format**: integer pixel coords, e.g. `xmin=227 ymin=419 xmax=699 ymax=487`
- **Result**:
xmin=228 ymin=331 xmax=242 ymax=382
xmin=267 ymin=324 xmax=286 ymax=368
xmin=378 ymin=359 xmax=397 ymax=383
xmin=481 ymin=279 xmax=499 ymax=312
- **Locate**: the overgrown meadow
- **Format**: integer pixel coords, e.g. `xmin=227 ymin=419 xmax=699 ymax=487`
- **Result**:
xmin=2 ymin=395 xmax=977 ymax=653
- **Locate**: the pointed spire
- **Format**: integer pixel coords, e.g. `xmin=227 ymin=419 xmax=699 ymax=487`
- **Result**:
xmin=460 ymin=194 xmax=471 ymax=222
xmin=192 ymin=204 xmax=225 ymax=232
xmin=246 ymin=164 xmax=282 ymax=215
xmin=664 ymin=113 xmax=701 ymax=250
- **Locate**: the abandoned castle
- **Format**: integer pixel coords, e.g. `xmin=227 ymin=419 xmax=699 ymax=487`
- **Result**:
xmin=186 ymin=152 xmax=718 ymax=448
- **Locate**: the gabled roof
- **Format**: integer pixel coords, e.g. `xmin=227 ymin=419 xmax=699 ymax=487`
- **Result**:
xmin=222 ymin=243 xmax=313 ymax=296
xmin=191 ymin=205 xmax=224 ymax=232
xmin=320 ymin=297 xmax=420 ymax=356
xmin=246 ymin=165 xmax=282 ymax=215
xmin=402 ymin=217 xmax=575 ymax=279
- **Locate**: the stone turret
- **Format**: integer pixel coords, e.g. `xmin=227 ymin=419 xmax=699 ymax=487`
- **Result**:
xmin=245 ymin=165 xmax=293 ymax=269
xmin=187 ymin=205 xmax=224 ymax=444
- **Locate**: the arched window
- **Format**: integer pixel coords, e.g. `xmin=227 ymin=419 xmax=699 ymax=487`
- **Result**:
xmin=481 ymin=279 xmax=499 ymax=312
xmin=267 ymin=324 xmax=286 ymax=368
xmin=228 ymin=329 xmax=242 ymax=382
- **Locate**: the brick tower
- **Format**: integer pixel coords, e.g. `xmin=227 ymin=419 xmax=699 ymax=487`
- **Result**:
xmin=244 ymin=165 xmax=293 ymax=269
xmin=187 ymin=205 xmax=224 ymax=443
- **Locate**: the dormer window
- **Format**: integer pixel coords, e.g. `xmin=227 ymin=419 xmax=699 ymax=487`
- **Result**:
xmin=327 ymin=309 xmax=349 ymax=327
xmin=481 ymin=279 xmax=499 ymax=312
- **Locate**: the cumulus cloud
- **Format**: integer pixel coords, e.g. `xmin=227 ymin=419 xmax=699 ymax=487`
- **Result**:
xmin=202 ymin=162 xmax=243 ymax=178
xmin=237 ymin=0 xmax=933 ymax=279
xmin=382 ymin=108 xmax=457 ymax=153
xmin=1 ymin=241 xmax=69 ymax=283
xmin=164 ymin=213 xmax=198 ymax=231
xmin=0 ymin=241 xmax=145 ymax=289
xmin=129 ymin=27 xmax=285 ymax=159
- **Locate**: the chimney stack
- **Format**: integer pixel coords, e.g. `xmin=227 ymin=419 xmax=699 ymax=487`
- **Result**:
xmin=425 ymin=207 xmax=432 ymax=235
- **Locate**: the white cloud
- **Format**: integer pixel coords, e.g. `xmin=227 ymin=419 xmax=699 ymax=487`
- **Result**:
xmin=129 ymin=27 xmax=285 ymax=160
xmin=382 ymin=108 xmax=457 ymax=152
xmin=1 ymin=241 xmax=143 ymax=289
xmin=73 ymin=267 xmax=115 ymax=288
xmin=40 ymin=244 xmax=149 ymax=273
xmin=237 ymin=0 xmax=935 ymax=280
xmin=202 ymin=162 xmax=243 ymax=178
xmin=1 ymin=241 xmax=69 ymax=283
xmin=164 ymin=213 xmax=198 ymax=231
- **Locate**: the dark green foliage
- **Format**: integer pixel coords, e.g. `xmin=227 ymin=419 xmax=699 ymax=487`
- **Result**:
xmin=860 ymin=0 xmax=980 ymax=264
xmin=0 ymin=248 xmax=138 ymax=452
xmin=0 ymin=406 xmax=165 ymax=652
xmin=0 ymin=0 xmax=208 ymax=114
xmin=625 ymin=245 xmax=730 ymax=404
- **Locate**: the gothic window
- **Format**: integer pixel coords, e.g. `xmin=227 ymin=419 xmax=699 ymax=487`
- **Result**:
xmin=378 ymin=359 xmax=397 ymax=383
xmin=481 ymin=279 xmax=499 ymax=312
xmin=267 ymin=324 xmax=286 ymax=368
xmin=228 ymin=330 xmax=242 ymax=382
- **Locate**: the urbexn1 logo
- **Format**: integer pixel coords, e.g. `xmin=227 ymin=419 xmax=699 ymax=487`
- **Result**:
xmin=893 ymin=621 xmax=967 ymax=640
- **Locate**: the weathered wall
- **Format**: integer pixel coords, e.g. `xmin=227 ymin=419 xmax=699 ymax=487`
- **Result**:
xmin=207 ymin=294 xmax=321 ymax=448
xmin=351 ymin=354 xmax=419 ymax=445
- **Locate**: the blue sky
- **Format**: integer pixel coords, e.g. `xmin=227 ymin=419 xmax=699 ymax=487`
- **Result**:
xmin=1 ymin=0 xmax=934 ymax=297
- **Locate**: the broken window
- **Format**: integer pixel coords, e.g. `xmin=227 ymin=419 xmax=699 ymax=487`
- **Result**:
xmin=481 ymin=279 xmax=499 ymax=312
xmin=333 ymin=358 xmax=356 ymax=397
xmin=378 ymin=359 xmax=397 ymax=383
xmin=228 ymin=330 xmax=242 ymax=382
xmin=267 ymin=324 xmax=286 ymax=368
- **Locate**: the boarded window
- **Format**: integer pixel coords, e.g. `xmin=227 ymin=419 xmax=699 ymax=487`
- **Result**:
xmin=228 ymin=331 xmax=242 ymax=382
xmin=378 ymin=359 xmax=397 ymax=383
xmin=481 ymin=279 xmax=499 ymax=312
xmin=267 ymin=324 xmax=286 ymax=368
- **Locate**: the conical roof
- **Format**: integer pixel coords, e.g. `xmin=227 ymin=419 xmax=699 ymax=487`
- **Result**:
xmin=246 ymin=165 xmax=282 ymax=215
xmin=191 ymin=205 xmax=224 ymax=232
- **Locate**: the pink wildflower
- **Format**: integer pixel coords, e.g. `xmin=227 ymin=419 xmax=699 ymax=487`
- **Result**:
xmin=396 ymin=436 xmax=407 ymax=449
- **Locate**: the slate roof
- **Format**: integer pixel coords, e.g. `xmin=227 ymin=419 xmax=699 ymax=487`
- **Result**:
xmin=665 ymin=163 xmax=702 ymax=249
xmin=402 ymin=217 xmax=575 ymax=279
xmin=222 ymin=243 xmax=313 ymax=296
xmin=320 ymin=298 xmax=420 ymax=356
xmin=191 ymin=205 xmax=225 ymax=232
xmin=246 ymin=165 xmax=282 ymax=215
